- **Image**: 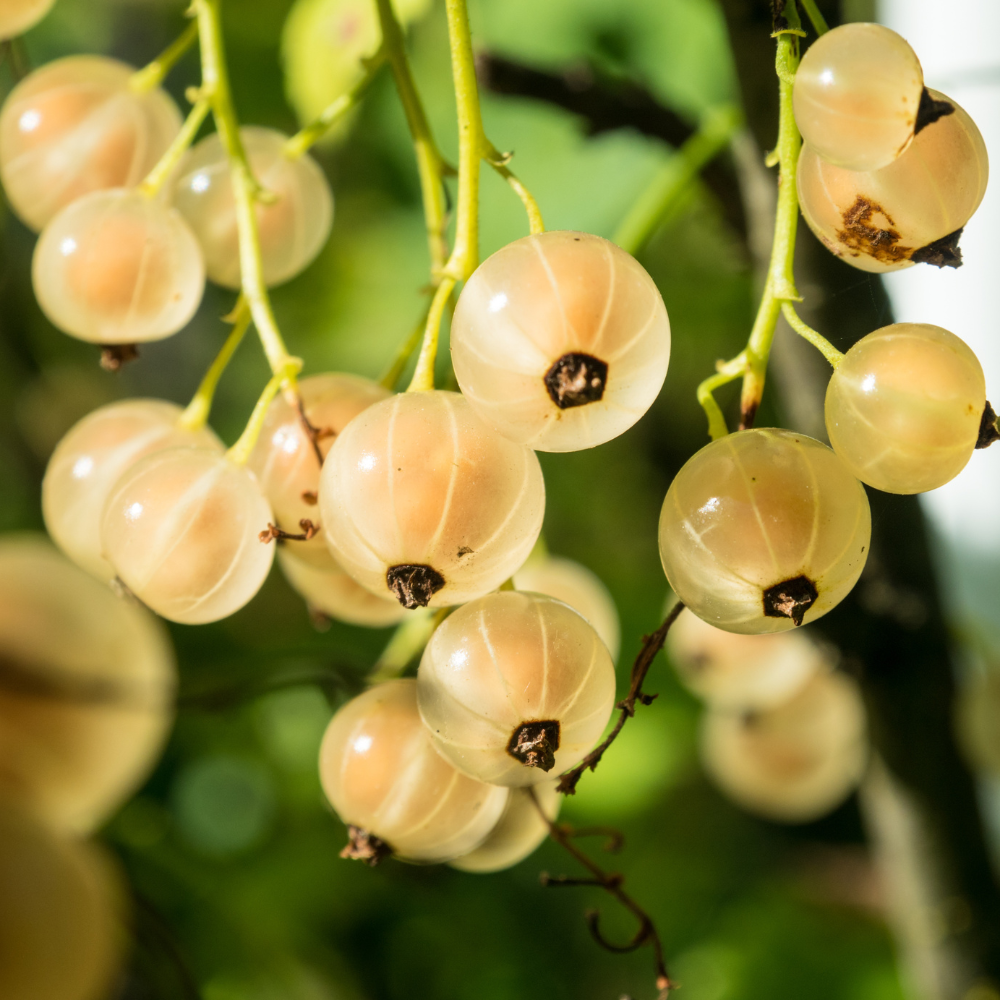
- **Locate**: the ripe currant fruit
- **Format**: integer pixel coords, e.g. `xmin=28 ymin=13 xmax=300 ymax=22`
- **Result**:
xmin=248 ymin=372 xmax=389 ymax=568
xmin=100 ymin=449 xmax=274 ymax=625
xmin=320 ymin=390 xmax=545 ymax=609
xmin=667 ymin=608 xmax=824 ymax=710
xmin=173 ymin=126 xmax=334 ymax=288
xmin=32 ymin=188 xmax=206 ymax=345
xmin=0 ymin=0 xmax=58 ymax=39
xmin=318 ymin=678 xmax=508 ymax=864
xmin=0 ymin=55 xmax=181 ymax=231
xmin=700 ymin=670 xmax=868 ymax=822
xmin=825 ymin=323 xmax=988 ymax=494
xmin=43 ymin=399 xmax=222 ymax=582
xmin=0 ymin=535 xmax=175 ymax=834
xmin=793 ymin=23 xmax=924 ymax=172
xmin=450 ymin=780 xmax=560 ymax=874
xmin=797 ymin=91 xmax=989 ymax=272
xmin=450 ymin=230 xmax=671 ymax=452
xmin=658 ymin=429 xmax=871 ymax=634
xmin=416 ymin=591 xmax=617 ymax=786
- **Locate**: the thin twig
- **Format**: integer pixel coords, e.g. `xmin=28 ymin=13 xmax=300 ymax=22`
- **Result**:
xmin=558 ymin=601 xmax=685 ymax=795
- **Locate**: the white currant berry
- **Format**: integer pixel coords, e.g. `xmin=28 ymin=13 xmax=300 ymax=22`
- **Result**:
xmin=0 ymin=0 xmax=57 ymax=38
xmin=318 ymin=678 xmax=508 ymax=863
xmin=248 ymin=372 xmax=389 ymax=568
xmin=277 ymin=548 xmax=407 ymax=628
xmin=797 ymin=91 xmax=989 ymax=273
xmin=100 ymin=449 xmax=274 ymax=624
xmin=450 ymin=230 xmax=671 ymax=452
xmin=33 ymin=188 xmax=206 ymax=345
xmin=825 ymin=323 xmax=987 ymax=494
xmin=320 ymin=390 xmax=545 ymax=609
xmin=43 ymin=399 xmax=222 ymax=581
xmin=450 ymin=781 xmax=560 ymax=874
xmin=700 ymin=669 xmax=868 ymax=822
xmin=416 ymin=591 xmax=617 ymax=787
xmin=0 ymin=802 xmax=125 ymax=1000
xmin=667 ymin=608 xmax=824 ymax=710
xmin=0 ymin=535 xmax=175 ymax=834
xmin=173 ymin=126 xmax=334 ymax=288
xmin=793 ymin=23 xmax=923 ymax=172
xmin=0 ymin=55 xmax=181 ymax=231
xmin=514 ymin=555 xmax=620 ymax=660
xmin=658 ymin=429 xmax=871 ymax=634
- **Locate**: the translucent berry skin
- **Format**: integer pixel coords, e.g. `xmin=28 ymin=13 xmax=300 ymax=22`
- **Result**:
xmin=667 ymin=608 xmax=823 ymax=710
xmin=318 ymin=678 xmax=508 ymax=863
xmin=514 ymin=555 xmax=620 ymax=660
xmin=417 ymin=591 xmax=617 ymax=787
xmin=248 ymin=372 xmax=389 ymax=568
xmin=797 ymin=91 xmax=989 ymax=273
xmin=33 ymin=188 xmax=206 ymax=344
xmin=0 ymin=536 xmax=175 ymax=834
xmin=43 ymin=399 xmax=222 ymax=582
xmin=277 ymin=548 xmax=407 ymax=628
xmin=173 ymin=127 xmax=334 ymax=289
xmin=320 ymin=390 xmax=545 ymax=609
xmin=451 ymin=230 xmax=671 ymax=452
xmin=0 ymin=0 xmax=57 ymax=38
xmin=825 ymin=323 xmax=986 ymax=494
xmin=101 ymin=449 xmax=274 ymax=624
xmin=658 ymin=429 xmax=871 ymax=634
xmin=0 ymin=55 xmax=181 ymax=231
xmin=0 ymin=802 xmax=125 ymax=1000
xmin=700 ymin=670 xmax=867 ymax=822
xmin=450 ymin=780 xmax=560 ymax=874
xmin=793 ymin=23 xmax=923 ymax=172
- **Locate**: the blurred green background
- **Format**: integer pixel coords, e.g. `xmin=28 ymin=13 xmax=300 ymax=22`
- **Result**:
xmin=0 ymin=0 xmax=912 ymax=998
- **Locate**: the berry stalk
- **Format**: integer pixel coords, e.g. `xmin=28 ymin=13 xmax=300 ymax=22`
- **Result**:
xmin=129 ymin=18 xmax=199 ymax=94
xmin=137 ymin=94 xmax=211 ymax=199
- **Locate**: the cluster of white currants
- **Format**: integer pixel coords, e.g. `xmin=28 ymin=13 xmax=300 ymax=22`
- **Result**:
xmin=794 ymin=23 xmax=989 ymax=273
xmin=0 ymin=534 xmax=176 ymax=1000
xmin=0 ymin=53 xmax=333 ymax=350
xmin=668 ymin=611 xmax=867 ymax=822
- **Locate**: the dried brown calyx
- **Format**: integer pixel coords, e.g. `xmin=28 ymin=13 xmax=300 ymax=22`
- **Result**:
xmin=763 ymin=575 xmax=818 ymax=627
xmin=259 ymin=520 xmax=319 ymax=543
xmin=386 ymin=564 xmax=446 ymax=608
xmin=976 ymin=401 xmax=1000 ymax=450
xmin=911 ymin=228 xmax=964 ymax=269
xmin=340 ymin=826 xmax=392 ymax=867
xmin=507 ymin=720 xmax=561 ymax=771
xmin=914 ymin=88 xmax=956 ymax=135
xmin=99 ymin=344 xmax=139 ymax=371
xmin=544 ymin=352 xmax=608 ymax=409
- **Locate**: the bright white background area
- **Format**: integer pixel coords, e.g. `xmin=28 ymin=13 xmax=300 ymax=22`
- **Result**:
xmin=878 ymin=1 xmax=1000 ymax=645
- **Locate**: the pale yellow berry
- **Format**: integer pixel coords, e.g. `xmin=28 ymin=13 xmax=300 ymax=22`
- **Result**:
xmin=825 ymin=323 xmax=986 ymax=494
xmin=451 ymin=231 xmax=671 ymax=452
xmin=658 ymin=429 xmax=871 ymax=634
xmin=248 ymin=372 xmax=389 ymax=568
xmin=797 ymin=91 xmax=989 ymax=273
xmin=793 ymin=23 xmax=923 ymax=172
xmin=320 ymin=390 xmax=545 ymax=609
xmin=450 ymin=781 xmax=560 ymax=874
xmin=318 ymin=678 xmax=508 ymax=862
xmin=417 ymin=591 xmax=617 ymax=787
xmin=0 ymin=802 xmax=125 ymax=1000
xmin=700 ymin=670 xmax=868 ymax=822
xmin=32 ymin=189 xmax=206 ymax=344
xmin=43 ymin=399 xmax=222 ymax=581
xmin=101 ymin=449 xmax=274 ymax=624
xmin=514 ymin=555 xmax=620 ymax=660
xmin=0 ymin=535 xmax=174 ymax=834
xmin=667 ymin=608 xmax=824 ymax=710
xmin=0 ymin=55 xmax=181 ymax=231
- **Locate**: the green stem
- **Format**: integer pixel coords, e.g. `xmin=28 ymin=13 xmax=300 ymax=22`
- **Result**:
xmin=781 ymin=302 xmax=844 ymax=368
xmin=696 ymin=353 xmax=748 ymax=441
xmin=137 ymin=95 xmax=211 ymax=198
xmin=193 ymin=0 xmax=299 ymax=380
xmin=484 ymin=143 xmax=545 ymax=235
xmin=227 ymin=358 xmax=301 ymax=465
xmin=130 ymin=19 xmax=199 ymax=93
xmin=407 ymin=278 xmax=455 ymax=392
xmin=614 ymin=104 xmax=742 ymax=257
xmin=380 ymin=303 xmax=430 ymax=389
xmin=284 ymin=48 xmax=387 ymax=159
xmin=178 ymin=297 xmax=251 ymax=431
xmin=799 ymin=0 xmax=830 ymax=35
xmin=367 ymin=608 xmax=445 ymax=685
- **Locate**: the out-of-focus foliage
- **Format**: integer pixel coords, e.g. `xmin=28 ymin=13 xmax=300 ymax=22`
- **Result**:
xmin=0 ymin=0 xmax=908 ymax=998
